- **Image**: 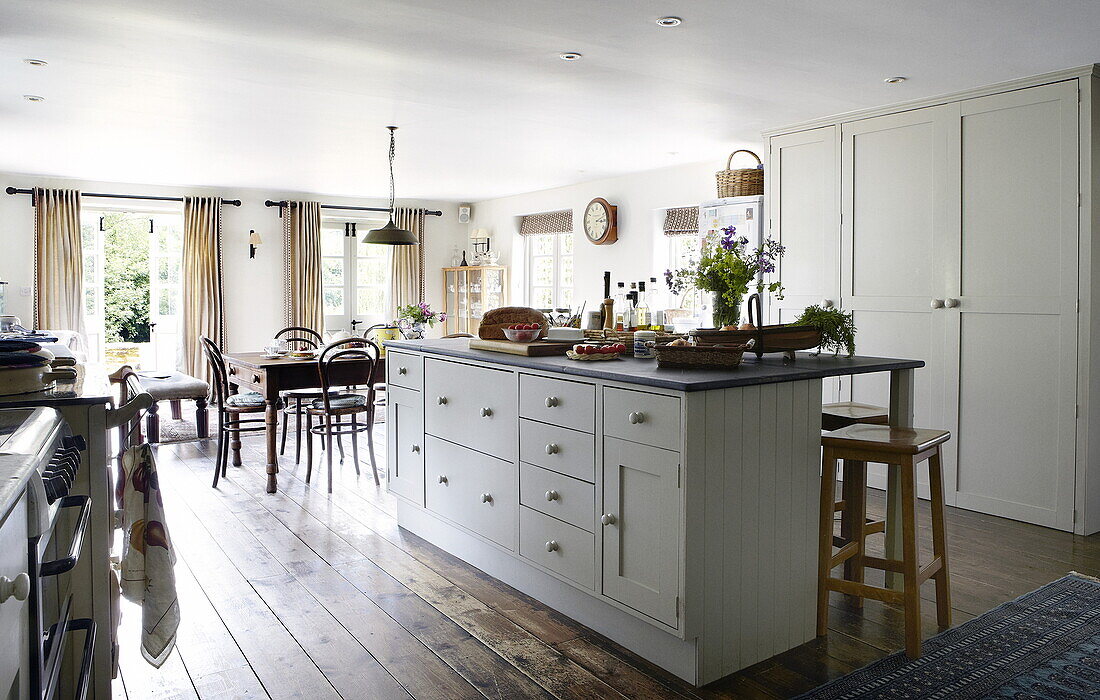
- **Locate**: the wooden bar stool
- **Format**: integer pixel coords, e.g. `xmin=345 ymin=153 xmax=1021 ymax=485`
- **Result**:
xmin=821 ymin=402 xmax=889 ymax=583
xmin=817 ymin=424 xmax=952 ymax=658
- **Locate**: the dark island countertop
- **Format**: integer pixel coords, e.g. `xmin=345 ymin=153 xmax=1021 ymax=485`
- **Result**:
xmin=384 ymin=339 xmax=924 ymax=392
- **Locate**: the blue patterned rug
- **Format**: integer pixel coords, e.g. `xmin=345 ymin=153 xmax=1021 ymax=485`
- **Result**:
xmin=798 ymin=573 xmax=1100 ymax=699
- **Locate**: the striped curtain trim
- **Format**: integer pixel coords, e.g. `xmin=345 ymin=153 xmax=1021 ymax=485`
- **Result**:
xmin=663 ymin=206 xmax=699 ymax=236
xmin=519 ymin=209 xmax=573 ymax=236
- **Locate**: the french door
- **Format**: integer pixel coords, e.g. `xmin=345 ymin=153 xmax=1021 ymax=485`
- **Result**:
xmin=322 ymin=219 xmax=393 ymax=334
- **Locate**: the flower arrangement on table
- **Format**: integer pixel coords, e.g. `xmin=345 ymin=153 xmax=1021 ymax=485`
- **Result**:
xmin=396 ymin=302 xmax=447 ymax=339
xmin=664 ymin=226 xmax=785 ymax=329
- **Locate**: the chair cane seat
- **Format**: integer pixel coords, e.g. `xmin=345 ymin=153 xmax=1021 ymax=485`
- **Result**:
xmin=310 ymin=394 xmax=368 ymax=410
xmin=225 ymin=391 xmax=266 ymax=408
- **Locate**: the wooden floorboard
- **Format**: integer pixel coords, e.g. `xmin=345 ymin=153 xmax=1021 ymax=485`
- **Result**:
xmin=113 ymin=421 xmax=1100 ymax=699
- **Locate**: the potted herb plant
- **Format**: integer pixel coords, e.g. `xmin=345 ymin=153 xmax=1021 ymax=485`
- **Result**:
xmin=793 ymin=305 xmax=857 ymax=356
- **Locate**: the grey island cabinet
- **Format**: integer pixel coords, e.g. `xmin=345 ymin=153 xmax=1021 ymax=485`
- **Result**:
xmin=383 ymin=338 xmax=923 ymax=685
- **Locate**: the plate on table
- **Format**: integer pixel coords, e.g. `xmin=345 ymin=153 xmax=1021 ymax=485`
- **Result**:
xmin=287 ymin=351 xmax=317 ymax=360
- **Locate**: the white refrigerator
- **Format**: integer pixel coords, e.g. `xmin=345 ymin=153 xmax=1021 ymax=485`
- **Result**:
xmin=695 ymin=195 xmax=766 ymax=326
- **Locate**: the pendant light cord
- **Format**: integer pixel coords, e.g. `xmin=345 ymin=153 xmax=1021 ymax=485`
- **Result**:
xmin=387 ymin=126 xmax=397 ymax=218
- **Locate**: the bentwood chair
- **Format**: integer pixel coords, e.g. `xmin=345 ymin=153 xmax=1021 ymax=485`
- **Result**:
xmin=304 ymin=338 xmax=381 ymax=492
xmin=274 ymin=326 xmax=337 ymax=464
xmin=200 ymin=336 xmax=267 ymax=487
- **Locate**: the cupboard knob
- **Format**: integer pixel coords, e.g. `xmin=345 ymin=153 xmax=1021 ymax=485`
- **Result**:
xmin=628 ymin=411 xmax=646 ymax=425
xmin=945 ymin=298 xmax=960 ymax=308
xmin=545 ymin=443 xmax=559 ymax=455
xmin=438 ymin=475 xmax=448 ymax=484
xmin=930 ymin=299 xmax=945 ymax=309
xmin=480 ymin=407 xmax=493 ymax=417
xmin=545 ymin=540 xmax=559 ymax=553
xmin=411 ymin=444 xmax=420 ymax=453
xmin=822 ymin=299 xmax=835 ymax=309
xmin=0 ymin=573 xmax=30 ymax=603
xmin=600 ymin=513 xmax=617 ymax=526
xmin=545 ymin=396 xmax=560 ymax=408
xmin=545 ymin=489 xmax=559 ymax=501
xmin=437 ymin=396 xmax=448 ymax=405
xmin=481 ymin=493 xmax=493 ymax=503
xmin=398 ymin=367 xmax=407 ymax=375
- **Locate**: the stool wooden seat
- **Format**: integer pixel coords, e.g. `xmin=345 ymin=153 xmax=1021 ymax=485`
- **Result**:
xmin=821 ymin=401 xmax=889 ymax=431
xmin=817 ymin=424 xmax=952 ymax=658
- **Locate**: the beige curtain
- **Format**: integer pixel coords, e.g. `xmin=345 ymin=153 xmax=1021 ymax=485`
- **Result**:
xmin=181 ymin=197 xmax=224 ymax=382
xmin=33 ymin=188 xmax=85 ymax=334
xmin=389 ymin=207 xmax=426 ymax=316
xmin=283 ymin=201 xmax=323 ymax=333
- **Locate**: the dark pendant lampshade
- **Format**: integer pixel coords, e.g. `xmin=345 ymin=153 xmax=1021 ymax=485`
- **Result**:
xmin=364 ymin=125 xmax=418 ymax=245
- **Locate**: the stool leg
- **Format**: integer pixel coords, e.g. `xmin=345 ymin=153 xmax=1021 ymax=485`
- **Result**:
xmin=195 ymin=397 xmax=209 ymax=438
xmin=842 ymin=460 xmax=868 ymax=606
xmin=928 ymin=447 xmax=952 ymax=628
xmin=170 ymin=399 xmax=183 ymax=420
xmin=817 ymin=449 xmax=839 ymax=637
xmin=901 ymin=464 xmax=922 ymax=658
xmin=146 ymin=402 xmax=160 ymax=444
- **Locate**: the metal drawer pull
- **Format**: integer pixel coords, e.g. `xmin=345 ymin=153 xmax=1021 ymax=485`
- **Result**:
xmin=545 ymin=540 xmax=559 ymax=553
xmin=0 ymin=573 xmax=30 ymax=603
xmin=545 ymin=489 xmax=559 ymax=501
xmin=411 ymin=444 xmax=420 ymax=453
xmin=481 ymin=493 xmax=493 ymax=503
xmin=601 ymin=513 xmax=617 ymax=526
xmin=545 ymin=396 xmax=559 ymax=408
xmin=545 ymin=443 xmax=559 ymax=455
xmin=628 ymin=411 xmax=646 ymax=425
xmin=437 ymin=396 xmax=448 ymax=405
xmin=397 ymin=367 xmax=408 ymax=375
xmin=945 ymin=298 xmax=960 ymax=308
xmin=438 ymin=475 xmax=448 ymax=484
xmin=480 ymin=407 xmax=493 ymax=417
xmin=930 ymin=298 xmax=945 ymax=309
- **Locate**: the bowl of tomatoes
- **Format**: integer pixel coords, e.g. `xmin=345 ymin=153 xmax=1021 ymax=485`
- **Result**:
xmin=566 ymin=342 xmax=627 ymax=361
xmin=502 ymin=323 xmax=544 ymax=343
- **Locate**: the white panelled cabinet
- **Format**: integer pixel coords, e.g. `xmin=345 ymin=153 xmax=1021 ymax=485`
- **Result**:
xmin=766 ymin=65 xmax=1100 ymax=534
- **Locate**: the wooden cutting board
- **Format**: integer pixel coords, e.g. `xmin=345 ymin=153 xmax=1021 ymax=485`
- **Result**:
xmin=468 ymin=338 xmax=574 ymax=356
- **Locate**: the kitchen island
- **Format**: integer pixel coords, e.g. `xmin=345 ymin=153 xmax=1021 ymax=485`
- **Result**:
xmin=383 ymin=338 xmax=923 ymax=685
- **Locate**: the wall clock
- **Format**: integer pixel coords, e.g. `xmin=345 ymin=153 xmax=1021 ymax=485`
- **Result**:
xmin=583 ymin=197 xmax=618 ymax=245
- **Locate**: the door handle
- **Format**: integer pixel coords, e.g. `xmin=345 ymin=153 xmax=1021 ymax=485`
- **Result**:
xmin=600 ymin=513 xmax=617 ymax=526
xmin=398 ymin=367 xmax=407 ymax=375
xmin=545 ymin=540 xmax=559 ymax=553
xmin=628 ymin=411 xmax=646 ymax=425
xmin=944 ymin=298 xmax=960 ymax=308
xmin=411 ymin=444 xmax=420 ymax=453
xmin=544 ymin=489 xmax=559 ymax=501
xmin=480 ymin=407 xmax=493 ymax=417
xmin=545 ymin=396 xmax=559 ymax=408
xmin=930 ymin=299 xmax=945 ymax=309
xmin=0 ymin=573 xmax=30 ymax=603
xmin=545 ymin=443 xmax=559 ymax=455
xmin=481 ymin=493 xmax=493 ymax=503
xmin=437 ymin=396 xmax=448 ymax=405
xmin=821 ymin=298 xmax=835 ymax=309
xmin=438 ymin=475 xmax=448 ymax=484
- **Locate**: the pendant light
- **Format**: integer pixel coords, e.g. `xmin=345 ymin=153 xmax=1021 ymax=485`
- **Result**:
xmin=364 ymin=126 xmax=418 ymax=245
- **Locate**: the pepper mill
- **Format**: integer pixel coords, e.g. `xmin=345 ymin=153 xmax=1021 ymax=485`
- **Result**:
xmin=601 ymin=271 xmax=615 ymax=329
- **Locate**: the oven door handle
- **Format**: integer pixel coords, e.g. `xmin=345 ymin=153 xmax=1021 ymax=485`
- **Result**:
xmin=40 ymin=495 xmax=91 ymax=577
xmin=67 ymin=618 xmax=96 ymax=700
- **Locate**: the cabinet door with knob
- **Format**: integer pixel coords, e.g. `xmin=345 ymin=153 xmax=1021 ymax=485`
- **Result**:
xmin=0 ymin=496 xmax=30 ymax=700
xmin=425 ymin=435 xmax=517 ymax=549
xmin=424 ymin=358 xmax=517 ymax=460
xmin=602 ymin=437 xmax=681 ymax=628
xmin=386 ymin=385 xmax=425 ymax=505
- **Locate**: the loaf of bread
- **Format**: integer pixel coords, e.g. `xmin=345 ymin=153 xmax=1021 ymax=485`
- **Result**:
xmin=478 ymin=306 xmax=549 ymax=340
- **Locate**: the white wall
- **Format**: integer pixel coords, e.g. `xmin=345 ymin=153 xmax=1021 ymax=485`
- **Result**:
xmin=0 ymin=172 xmax=467 ymax=351
xmin=468 ymin=159 xmax=745 ymax=312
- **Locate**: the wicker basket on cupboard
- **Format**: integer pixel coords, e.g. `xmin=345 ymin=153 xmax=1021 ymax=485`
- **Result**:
xmin=716 ymin=150 xmax=764 ymax=197
xmin=654 ymin=342 xmax=752 ymax=370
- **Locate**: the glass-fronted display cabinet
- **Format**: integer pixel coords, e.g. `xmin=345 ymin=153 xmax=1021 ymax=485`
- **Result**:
xmin=442 ymin=265 xmax=508 ymax=336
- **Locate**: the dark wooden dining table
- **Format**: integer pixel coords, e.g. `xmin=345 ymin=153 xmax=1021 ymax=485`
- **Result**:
xmin=222 ymin=351 xmax=384 ymax=493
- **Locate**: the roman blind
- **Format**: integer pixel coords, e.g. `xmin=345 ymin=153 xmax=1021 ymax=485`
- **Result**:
xmin=663 ymin=206 xmax=699 ymax=236
xmin=519 ymin=210 xmax=573 ymax=236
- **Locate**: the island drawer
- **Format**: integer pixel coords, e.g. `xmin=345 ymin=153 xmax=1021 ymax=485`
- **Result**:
xmin=519 ymin=374 xmax=595 ymax=433
xmin=519 ymin=462 xmax=594 ymax=532
xmin=603 ymin=388 xmax=682 ymax=452
xmin=387 ymin=351 xmax=423 ymax=391
xmin=519 ymin=506 xmax=595 ymax=590
xmin=425 ymin=436 xmax=516 ymax=550
xmin=520 ymin=419 xmax=595 ymax=482
xmin=425 ymin=358 xmax=517 ymax=461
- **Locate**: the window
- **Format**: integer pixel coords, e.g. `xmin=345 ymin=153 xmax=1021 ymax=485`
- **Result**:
xmin=666 ymin=232 xmax=705 ymax=331
xmin=525 ymin=232 xmax=573 ymax=310
xmin=322 ymin=219 xmax=393 ymax=333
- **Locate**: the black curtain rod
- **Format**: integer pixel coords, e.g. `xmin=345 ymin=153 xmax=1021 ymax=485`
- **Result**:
xmin=5 ymin=187 xmax=242 ymax=206
xmin=264 ymin=199 xmax=443 ymax=217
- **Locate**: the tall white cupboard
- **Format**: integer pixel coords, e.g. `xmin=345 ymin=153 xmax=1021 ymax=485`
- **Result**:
xmin=765 ymin=65 xmax=1100 ymax=535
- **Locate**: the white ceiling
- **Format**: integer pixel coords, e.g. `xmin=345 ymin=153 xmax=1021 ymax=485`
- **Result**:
xmin=1 ymin=0 xmax=1098 ymax=202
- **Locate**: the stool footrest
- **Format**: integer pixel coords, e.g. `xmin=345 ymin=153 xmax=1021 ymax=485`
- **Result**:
xmin=863 ymin=519 xmax=886 ymax=536
xmin=860 ymin=555 xmax=905 ymax=573
xmin=833 ymin=500 xmax=846 ymax=512
xmin=825 ymin=577 xmax=904 ymax=605
xmin=830 ymin=541 xmax=861 ymax=569
xmin=919 ymin=557 xmax=943 ymax=584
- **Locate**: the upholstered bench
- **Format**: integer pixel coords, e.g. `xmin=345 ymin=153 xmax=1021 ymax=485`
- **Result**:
xmin=133 ymin=371 xmax=210 ymax=442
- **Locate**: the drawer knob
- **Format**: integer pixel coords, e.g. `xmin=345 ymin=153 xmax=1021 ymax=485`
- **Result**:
xmin=628 ymin=411 xmax=646 ymax=425
xmin=545 ymin=396 xmax=560 ymax=408
xmin=437 ymin=396 xmax=448 ymax=405
xmin=438 ymin=475 xmax=448 ymax=485
xmin=480 ymin=407 xmax=493 ymax=418
xmin=545 ymin=489 xmax=559 ymax=501
xmin=544 ymin=443 xmax=559 ymax=455
xmin=0 ymin=573 xmax=30 ymax=603
xmin=398 ymin=367 xmax=408 ymax=375
xmin=601 ymin=513 xmax=617 ymax=526
xmin=252 ymin=374 xmax=261 ymax=383
xmin=481 ymin=492 xmax=493 ymax=504
xmin=411 ymin=444 xmax=420 ymax=453
xmin=945 ymin=297 xmax=960 ymax=308
xmin=930 ymin=298 xmax=945 ymax=309
xmin=545 ymin=540 xmax=559 ymax=553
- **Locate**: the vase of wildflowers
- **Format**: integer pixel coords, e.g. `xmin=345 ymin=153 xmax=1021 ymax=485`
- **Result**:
xmin=664 ymin=226 xmax=785 ymax=329
xmin=396 ymin=302 xmax=447 ymax=339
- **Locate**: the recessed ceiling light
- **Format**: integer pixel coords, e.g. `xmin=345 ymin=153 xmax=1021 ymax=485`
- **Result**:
xmin=23 ymin=94 xmax=45 ymax=102
xmin=656 ymin=16 xmax=682 ymax=27
xmin=559 ymin=52 xmax=583 ymax=61
xmin=23 ymin=58 xmax=48 ymax=67
xmin=883 ymin=76 xmax=907 ymax=84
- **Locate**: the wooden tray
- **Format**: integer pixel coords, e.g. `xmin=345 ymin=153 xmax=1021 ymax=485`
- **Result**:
xmin=691 ymin=325 xmax=822 ymax=359
xmin=468 ymin=338 xmax=574 ymax=356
